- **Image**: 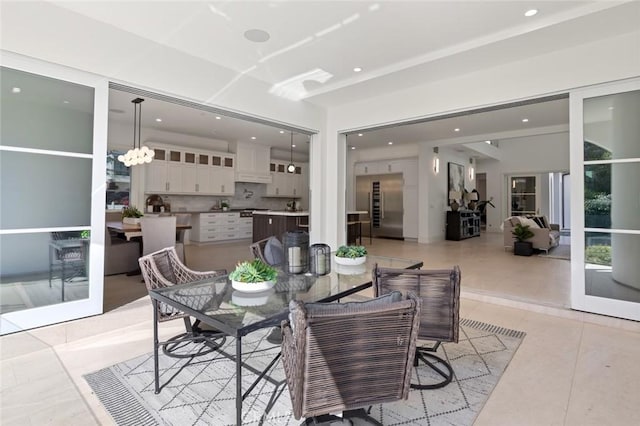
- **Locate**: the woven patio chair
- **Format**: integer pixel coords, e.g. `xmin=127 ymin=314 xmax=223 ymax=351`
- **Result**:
xmin=281 ymin=291 xmax=421 ymax=424
xmin=373 ymin=265 xmax=461 ymax=390
xmin=249 ymin=236 xmax=283 ymax=266
xmin=139 ymin=247 xmax=227 ymax=358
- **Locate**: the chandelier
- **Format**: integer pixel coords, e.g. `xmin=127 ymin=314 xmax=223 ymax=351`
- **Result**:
xmin=118 ymin=97 xmax=155 ymax=166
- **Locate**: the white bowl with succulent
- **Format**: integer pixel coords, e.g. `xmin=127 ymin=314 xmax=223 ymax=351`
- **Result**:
xmin=121 ymin=206 xmax=144 ymax=225
xmin=334 ymin=245 xmax=368 ymax=266
xmin=229 ymin=259 xmax=278 ymax=293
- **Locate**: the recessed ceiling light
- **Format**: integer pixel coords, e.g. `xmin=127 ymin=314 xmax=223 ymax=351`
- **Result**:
xmin=215 ymin=116 xmax=221 ymax=120
xmin=292 ymin=144 xmax=296 ymax=148
xmin=11 ymin=87 xmax=21 ymax=93
xmin=388 ymin=141 xmax=393 ymax=145
xmin=522 ymin=118 xmax=529 ymax=122
xmin=351 ymin=146 xmax=356 ymax=150
xmin=454 ymin=128 xmax=460 ymax=132
xmin=485 ymin=140 xmax=491 ymax=144
xmin=358 ymin=133 xmax=363 ymax=137
xmin=155 ymin=118 xmax=162 ymax=122
xmin=525 ymin=9 xmax=538 ymax=17
xmin=244 ymin=29 xmax=270 ymax=43
xmin=608 ymin=106 xmax=615 ymax=110
xmin=280 ymin=130 xmax=285 ymax=134
xmin=353 ymin=67 xmax=362 ymax=73
xmin=251 ymin=136 xmax=256 ymax=140
xmin=63 ymin=100 xmax=70 ymax=104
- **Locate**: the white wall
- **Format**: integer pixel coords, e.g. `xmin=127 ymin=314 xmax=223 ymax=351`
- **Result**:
xmin=477 ymin=132 xmax=570 ymax=232
xmin=316 ymin=31 xmax=638 ymax=248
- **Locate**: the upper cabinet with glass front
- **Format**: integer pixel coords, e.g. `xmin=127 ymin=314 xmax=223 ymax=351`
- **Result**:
xmin=144 ymin=143 xmax=235 ymax=195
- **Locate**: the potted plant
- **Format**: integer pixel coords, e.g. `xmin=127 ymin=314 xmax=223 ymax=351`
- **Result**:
xmin=121 ymin=206 xmax=144 ymax=225
xmin=512 ymin=223 xmax=535 ymax=256
xmin=334 ymin=245 xmax=367 ymax=265
xmin=229 ymin=259 xmax=278 ymax=293
xmin=220 ymin=201 xmax=230 ymax=212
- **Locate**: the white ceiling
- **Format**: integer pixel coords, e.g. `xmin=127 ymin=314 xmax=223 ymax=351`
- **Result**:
xmin=7 ymin=1 xmax=637 ymax=154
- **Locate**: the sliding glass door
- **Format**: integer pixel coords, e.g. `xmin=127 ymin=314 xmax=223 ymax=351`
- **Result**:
xmin=570 ymin=78 xmax=640 ymax=321
xmin=0 ymin=54 xmax=108 ymax=334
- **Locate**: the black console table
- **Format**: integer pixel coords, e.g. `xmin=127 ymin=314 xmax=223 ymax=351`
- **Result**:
xmin=446 ymin=210 xmax=481 ymax=241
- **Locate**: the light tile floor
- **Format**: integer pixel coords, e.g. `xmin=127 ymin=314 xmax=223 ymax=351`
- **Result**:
xmin=2 ymin=233 xmax=639 ymax=425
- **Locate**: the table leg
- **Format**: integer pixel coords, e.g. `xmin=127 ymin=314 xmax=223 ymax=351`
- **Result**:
xmin=153 ymin=299 xmax=160 ymax=394
xmin=236 ymin=335 xmax=242 ymax=425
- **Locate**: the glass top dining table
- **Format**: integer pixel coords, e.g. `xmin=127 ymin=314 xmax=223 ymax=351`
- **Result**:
xmin=148 ymin=254 xmax=423 ymax=425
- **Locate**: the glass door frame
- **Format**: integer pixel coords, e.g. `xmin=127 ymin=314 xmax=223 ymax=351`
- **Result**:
xmin=507 ymin=174 xmax=539 ymax=217
xmin=569 ymin=77 xmax=640 ymax=321
xmin=0 ymin=52 xmax=108 ymax=334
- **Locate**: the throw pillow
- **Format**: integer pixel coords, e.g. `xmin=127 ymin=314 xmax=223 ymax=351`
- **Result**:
xmin=263 ymin=236 xmax=284 ymax=266
xmin=531 ymin=216 xmax=546 ymax=228
xmin=521 ymin=217 xmax=540 ymax=229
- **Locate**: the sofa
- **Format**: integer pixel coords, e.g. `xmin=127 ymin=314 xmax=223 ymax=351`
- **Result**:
xmin=503 ymin=215 xmax=560 ymax=253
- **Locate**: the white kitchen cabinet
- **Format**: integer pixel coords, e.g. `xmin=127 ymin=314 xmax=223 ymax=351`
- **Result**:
xmin=266 ymin=161 xmax=303 ymax=197
xmin=235 ymin=142 xmax=271 ymax=183
xmin=191 ymin=212 xmax=251 ymax=242
xmin=354 ymin=162 xmax=380 ymax=175
xmin=145 ymin=143 xmax=235 ymax=195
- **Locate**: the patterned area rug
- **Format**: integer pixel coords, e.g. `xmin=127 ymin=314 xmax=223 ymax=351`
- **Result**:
xmin=85 ymin=319 xmax=525 ymax=426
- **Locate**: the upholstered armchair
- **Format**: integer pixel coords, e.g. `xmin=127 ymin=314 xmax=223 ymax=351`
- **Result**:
xmin=281 ymin=291 xmax=421 ymax=423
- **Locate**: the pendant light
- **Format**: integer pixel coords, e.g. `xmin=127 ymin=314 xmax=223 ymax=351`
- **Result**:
xmin=287 ymin=132 xmax=295 ymax=173
xmin=118 ymin=97 xmax=155 ymax=167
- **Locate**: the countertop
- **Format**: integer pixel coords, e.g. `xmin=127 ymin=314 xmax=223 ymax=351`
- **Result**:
xmin=252 ymin=210 xmax=309 ymax=216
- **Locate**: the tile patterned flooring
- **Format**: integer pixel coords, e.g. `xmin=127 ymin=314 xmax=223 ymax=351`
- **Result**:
xmin=1 ymin=233 xmax=639 ymax=425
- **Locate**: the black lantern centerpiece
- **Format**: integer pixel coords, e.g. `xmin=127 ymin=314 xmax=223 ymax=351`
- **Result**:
xmin=283 ymin=231 xmax=309 ymax=274
xmin=309 ymin=243 xmax=331 ymax=276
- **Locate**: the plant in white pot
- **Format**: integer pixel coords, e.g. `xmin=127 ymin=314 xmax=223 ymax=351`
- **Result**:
xmin=229 ymin=259 xmax=278 ymax=293
xmin=334 ymin=245 xmax=367 ymax=265
xmin=121 ymin=206 xmax=143 ymax=225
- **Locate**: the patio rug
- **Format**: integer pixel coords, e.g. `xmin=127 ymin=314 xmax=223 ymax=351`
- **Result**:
xmin=85 ymin=319 xmax=525 ymax=426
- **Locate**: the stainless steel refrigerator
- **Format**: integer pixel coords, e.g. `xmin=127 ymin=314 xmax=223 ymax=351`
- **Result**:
xmin=355 ymin=174 xmax=403 ymax=239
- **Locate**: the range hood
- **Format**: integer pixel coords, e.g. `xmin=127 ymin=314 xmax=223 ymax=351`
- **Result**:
xmin=235 ymin=142 xmax=272 ymax=184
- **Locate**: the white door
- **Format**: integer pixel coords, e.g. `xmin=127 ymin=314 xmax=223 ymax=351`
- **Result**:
xmin=0 ymin=54 xmax=108 ymax=334
xmin=570 ymin=78 xmax=640 ymax=321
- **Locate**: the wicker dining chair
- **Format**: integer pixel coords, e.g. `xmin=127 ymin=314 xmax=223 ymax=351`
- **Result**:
xmin=139 ymin=247 xmax=227 ymax=358
xmin=281 ymin=291 xmax=422 ymax=424
xmin=373 ymin=265 xmax=461 ymax=390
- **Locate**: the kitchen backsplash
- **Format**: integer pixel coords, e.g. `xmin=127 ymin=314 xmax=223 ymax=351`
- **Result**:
xmin=164 ymin=183 xmax=296 ymax=212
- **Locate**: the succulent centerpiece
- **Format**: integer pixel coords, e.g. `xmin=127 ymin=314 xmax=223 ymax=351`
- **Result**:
xmin=334 ymin=245 xmax=367 ymax=265
xmin=229 ymin=259 xmax=278 ymax=292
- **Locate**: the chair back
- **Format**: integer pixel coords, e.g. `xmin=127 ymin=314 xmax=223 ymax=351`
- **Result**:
xmin=373 ymin=265 xmax=461 ymax=343
xmin=141 ymin=216 xmax=177 ymax=256
xmin=249 ymin=236 xmax=283 ymax=266
xmin=174 ymin=213 xmax=191 ymax=243
xmin=138 ymin=247 xmax=227 ymax=322
xmin=281 ymin=292 xmax=421 ymax=420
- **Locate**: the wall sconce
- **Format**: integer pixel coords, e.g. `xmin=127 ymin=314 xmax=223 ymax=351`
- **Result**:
xmin=468 ymin=157 xmax=475 ymax=181
xmin=433 ymin=147 xmax=440 ymax=174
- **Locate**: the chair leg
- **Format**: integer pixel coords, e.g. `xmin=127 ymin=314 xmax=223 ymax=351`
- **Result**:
xmin=410 ymin=344 xmax=454 ymax=390
xmin=161 ymin=317 xmax=227 ymax=359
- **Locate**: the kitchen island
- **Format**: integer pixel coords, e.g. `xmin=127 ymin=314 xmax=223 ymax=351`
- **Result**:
xmin=252 ymin=210 xmax=309 ymax=242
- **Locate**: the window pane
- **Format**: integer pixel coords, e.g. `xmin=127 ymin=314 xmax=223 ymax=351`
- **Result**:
xmin=585 ymin=232 xmax=640 ymax=303
xmin=0 ymin=151 xmax=92 ymax=229
xmin=585 ymin=162 xmax=640 ymax=230
xmin=0 ymin=232 xmax=90 ymax=313
xmin=0 ymin=67 xmax=94 ymax=154
xmin=106 ymin=150 xmax=130 ymax=210
xmin=584 ymin=89 xmax=640 ymax=161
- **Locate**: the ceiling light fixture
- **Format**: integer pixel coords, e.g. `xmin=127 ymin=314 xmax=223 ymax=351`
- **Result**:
xmin=454 ymin=128 xmax=460 ymax=132
xmin=287 ymin=132 xmax=296 ymax=173
xmin=522 ymin=118 xmax=529 ymax=122
xmin=525 ymin=9 xmax=538 ymax=17
xmin=388 ymin=141 xmax=393 ymax=145
xmin=353 ymin=67 xmax=362 ymax=72
xmin=11 ymin=87 xmax=21 ymax=93
xmin=485 ymin=140 xmax=491 ymax=144
xmin=358 ymin=133 xmax=363 ymax=137
xmin=155 ymin=118 xmax=162 ymax=122
xmin=351 ymin=146 xmax=356 ymax=150
xmin=244 ymin=28 xmax=271 ymax=43
xmin=118 ymin=98 xmax=154 ymax=167
xmin=215 ymin=116 xmax=221 ymax=120
xmin=280 ymin=130 xmax=285 ymax=134
xmin=251 ymin=136 xmax=256 ymax=140
xmin=63 ymin=100 xmax=70 ymax=104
